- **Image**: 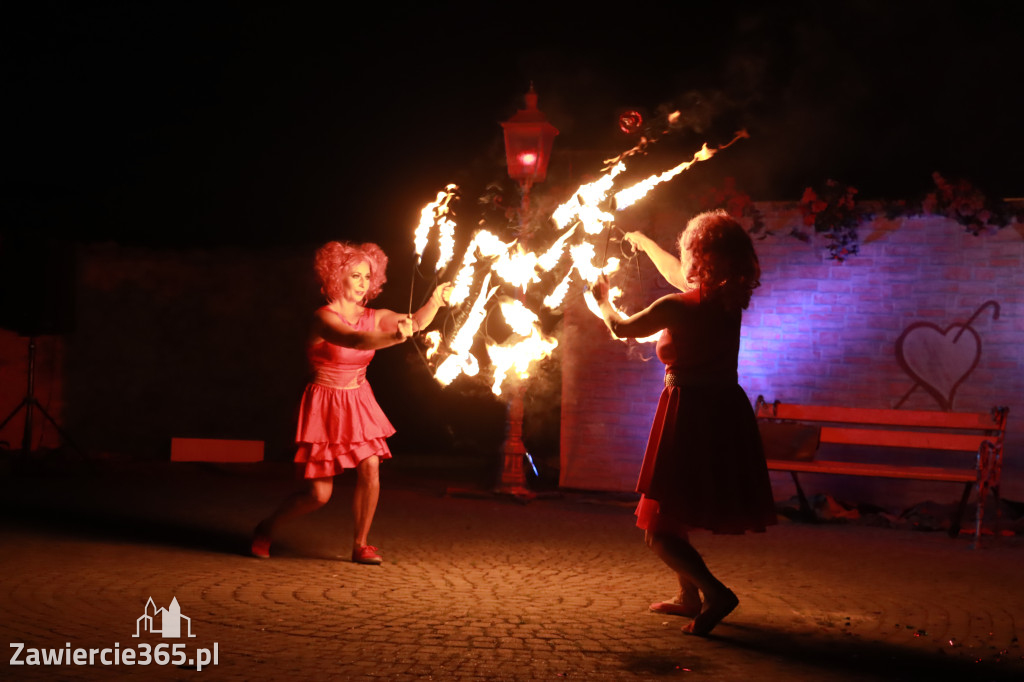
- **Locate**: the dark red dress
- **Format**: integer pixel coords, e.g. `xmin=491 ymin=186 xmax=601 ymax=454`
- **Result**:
xmin=634 ymin=288 xmax=776 ymax=535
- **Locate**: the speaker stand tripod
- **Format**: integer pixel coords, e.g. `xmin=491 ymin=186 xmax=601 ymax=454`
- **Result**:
xmin=0 ymin=336 xmax=80 ymax=454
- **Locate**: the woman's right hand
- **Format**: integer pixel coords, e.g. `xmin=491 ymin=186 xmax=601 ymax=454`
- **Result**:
xmin=431 ymin=282 xmax=454 ymax=306
xmin=623 ymin=231 xmax=648 ymax=253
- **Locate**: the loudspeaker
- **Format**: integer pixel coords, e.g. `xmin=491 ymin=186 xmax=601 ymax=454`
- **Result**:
xmin=0 ymin=236 xmax=77 ymax=336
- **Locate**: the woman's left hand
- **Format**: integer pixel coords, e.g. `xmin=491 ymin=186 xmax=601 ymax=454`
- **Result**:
xmin=432 ymin=282 xmax=454 ymax=306
xmin=395 ymin=316 xmax=414 ymax=340
xmin=622 ymin=231 xmax=648 ymax=253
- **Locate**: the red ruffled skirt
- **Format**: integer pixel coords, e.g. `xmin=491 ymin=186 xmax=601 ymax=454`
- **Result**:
xmin=635 ymin=382 xmax=776 ymax=536
xmin=293 ymin=381 xmax=395 ymax=479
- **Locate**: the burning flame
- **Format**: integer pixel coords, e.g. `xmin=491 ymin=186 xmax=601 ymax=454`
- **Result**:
xmin=413 ymin=184 xmax=458 ymax=267
xmin=423 ymin=330 xmax=442 ymax=360
xmin=486 ymin=300 xmax=558 ymax=396
xmin=411 ymin=132 xmax=747 ymax=395
xmin=615 ymin=130 xmax=748 ymax=210
xmin=433 ymin=273 xmax=495 ymax=386
xmin=613 ymin=144 xmax=714 ymax=210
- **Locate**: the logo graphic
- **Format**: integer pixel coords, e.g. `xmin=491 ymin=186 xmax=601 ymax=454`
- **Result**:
xmin=133 ymin=597 xmax=196 ymax=639
xmin=10 ymin=597 xmax=218 ymax=671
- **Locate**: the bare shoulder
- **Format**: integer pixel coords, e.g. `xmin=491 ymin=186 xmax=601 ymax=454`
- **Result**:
xmin=312 ymin=306 xmax=335 ymax=327
xmin=651 ymin=291 xmax=694 ymax=310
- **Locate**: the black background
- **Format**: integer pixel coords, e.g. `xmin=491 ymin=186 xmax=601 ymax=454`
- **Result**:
xmin=3 ymin=1 xmax=1021 ymax=253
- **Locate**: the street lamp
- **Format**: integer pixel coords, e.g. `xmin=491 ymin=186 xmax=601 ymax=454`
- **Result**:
xmin=500 ymin=83 xmax=559 ymax=214
xmin=495 ymin=85 xmax=558 ymax=499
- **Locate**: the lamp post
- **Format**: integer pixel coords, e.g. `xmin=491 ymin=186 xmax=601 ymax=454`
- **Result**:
xmin=501 ymin=84 xmax=559 ymax=214
xmin=495 ymin=84 xmax=558 ymax=498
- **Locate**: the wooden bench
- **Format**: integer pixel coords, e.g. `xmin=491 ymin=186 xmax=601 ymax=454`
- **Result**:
xmin=754 ymin=396 xmax=1009 ymax=546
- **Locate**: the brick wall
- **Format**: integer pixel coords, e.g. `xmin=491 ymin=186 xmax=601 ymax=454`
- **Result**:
xmin=560 ymin=203 xmax=1024 ymax=506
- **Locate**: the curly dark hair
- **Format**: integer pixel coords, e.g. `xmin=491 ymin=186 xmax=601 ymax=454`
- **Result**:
xmin=678 ymin=210 xmax=761 ymax=310
xmin=314 ymin=241 xmax=388 ymax=302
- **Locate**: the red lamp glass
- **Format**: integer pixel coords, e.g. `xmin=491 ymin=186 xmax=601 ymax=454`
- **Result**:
xmin=501 ymin=85 xmax=559 ymax=189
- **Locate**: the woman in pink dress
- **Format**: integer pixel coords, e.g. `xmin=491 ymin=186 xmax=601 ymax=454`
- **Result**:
xmin=253 ymin=241 xmax=451 ymax=564
xmin=593 ymin=210 xmax=776 ymax=635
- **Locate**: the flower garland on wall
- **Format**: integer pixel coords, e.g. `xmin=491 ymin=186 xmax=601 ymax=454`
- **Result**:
xmin=702 ymin=173 xmax=1022 ymax=262
xmin=696 ymin=177 xmax=766 ymax=235
xmin=920 ymin=172 xmax=1019 ymax=236
xmin=800 ymin=179 xmax=866 ymax=262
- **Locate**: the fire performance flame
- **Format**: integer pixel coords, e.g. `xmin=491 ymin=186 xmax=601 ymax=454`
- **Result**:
xmin=411 ymin=131 xmax=747 ymax=396
xmin=413 ymin=184 xmax=458 ymax=270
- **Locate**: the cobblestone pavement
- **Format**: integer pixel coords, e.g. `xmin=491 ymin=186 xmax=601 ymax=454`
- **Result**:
xmin=1 ymin=458 xmax=1022 ymax=681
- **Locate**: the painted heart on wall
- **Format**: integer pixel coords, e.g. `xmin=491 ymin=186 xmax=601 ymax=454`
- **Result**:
xmin=894 ymin=300 xmax=1000 ymax=411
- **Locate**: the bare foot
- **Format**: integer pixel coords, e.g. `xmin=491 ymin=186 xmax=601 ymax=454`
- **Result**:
xmin=650 ymin=596 xmax=702 ymax=618
xmin=682 ymin=588 xmax=738 ymax=636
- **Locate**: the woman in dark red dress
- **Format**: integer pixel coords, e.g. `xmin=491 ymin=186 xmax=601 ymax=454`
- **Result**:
xmin=593 ymin=210 xmax=775 ymax=635
xmin=253 ymin=241 xmax=451 ymax=564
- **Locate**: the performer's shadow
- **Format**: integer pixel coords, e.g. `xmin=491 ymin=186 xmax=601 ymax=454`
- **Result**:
xmin=621 ymin=621 xmax=1020 ymax=682
xmin=0 ymin=500 xmax=245 ymax=555
xmin=0 ymin=462 xmax=362 ymax=559
xmin=0 ymin=462 xmax=267 ymax=556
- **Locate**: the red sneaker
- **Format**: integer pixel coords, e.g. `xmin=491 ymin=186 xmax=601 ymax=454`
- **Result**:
xmin=351 ymin=545 xmax=383 ymax=565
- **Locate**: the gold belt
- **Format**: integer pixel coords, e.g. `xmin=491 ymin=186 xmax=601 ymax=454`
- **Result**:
xmin=664 ymin=370 xmax=736 ymax=388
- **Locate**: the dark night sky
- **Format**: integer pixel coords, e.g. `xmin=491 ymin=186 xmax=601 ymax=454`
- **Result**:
xmin=3 ymin=1 xmax=1022 ymax=252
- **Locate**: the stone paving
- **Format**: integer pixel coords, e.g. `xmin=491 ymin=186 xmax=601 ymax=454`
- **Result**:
xmin=1 ymin=457 xmax=1023 ymax=681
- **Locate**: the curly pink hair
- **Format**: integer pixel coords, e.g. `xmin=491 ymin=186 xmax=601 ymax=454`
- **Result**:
xmin=678 ymin=210 xmax=761 ymax=310
xmin=314 ymin=241 xmax=388 ymax=302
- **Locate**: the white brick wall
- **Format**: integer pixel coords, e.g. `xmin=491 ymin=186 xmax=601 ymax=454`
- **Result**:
xmin=561 ymin=203 xmax=1024 ymax=505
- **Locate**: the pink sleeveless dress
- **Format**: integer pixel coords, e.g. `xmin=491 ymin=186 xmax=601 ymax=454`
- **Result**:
xmin=293 ymin=307 xmax=395 ymax=478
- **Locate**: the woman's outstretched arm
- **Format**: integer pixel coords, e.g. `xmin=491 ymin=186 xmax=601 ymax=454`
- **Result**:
xmin=623 ymin=231 xmax=688 ymax=291
xmin=411 ymin=282 xmax=453 ymax=331
xmin=376 ymin=282 xmax=453 ymax=336
xmin=313 ymin=309 xmax=412 ymax=350
xmin=592 ymin=274 xmax=675 ymax=339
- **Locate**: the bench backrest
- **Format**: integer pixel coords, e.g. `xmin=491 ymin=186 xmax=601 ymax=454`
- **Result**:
xmin=754 ymin=396 xmax=1008 ymax=454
